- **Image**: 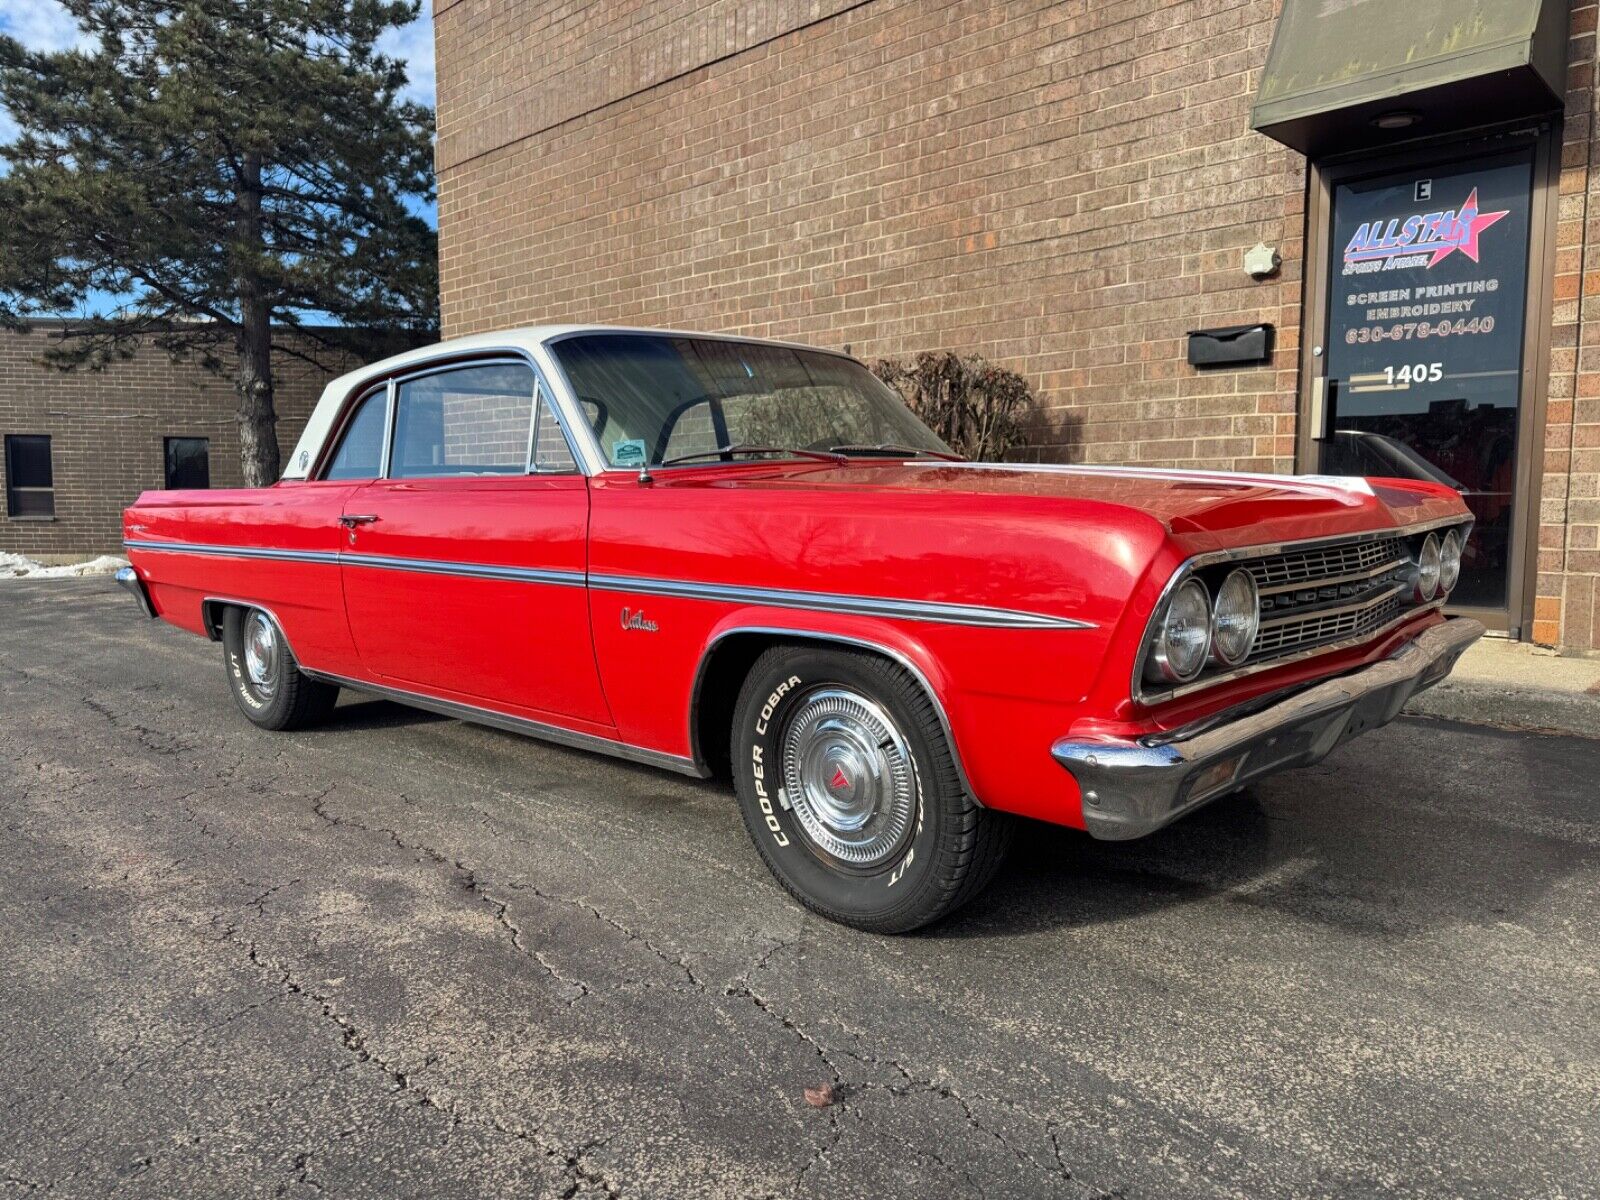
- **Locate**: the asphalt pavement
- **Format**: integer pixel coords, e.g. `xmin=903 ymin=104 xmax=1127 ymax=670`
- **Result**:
xmin=1 ymin=579 xmax=1596 ymax=1199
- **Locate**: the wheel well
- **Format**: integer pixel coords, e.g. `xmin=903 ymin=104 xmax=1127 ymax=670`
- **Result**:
xmin=201 ymin=599 xmax=235 ymax=641
xmin=691 ymin=633 xmax=774 ymax=780
xmin=690 ymin=631 xmax=951 ymax=785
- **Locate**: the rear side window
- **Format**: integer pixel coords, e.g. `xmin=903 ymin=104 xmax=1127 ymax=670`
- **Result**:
xmin=390 ymin=363 xmax=535 ymax=479
xmin=324 ymin=387 xmax=388 ymax=480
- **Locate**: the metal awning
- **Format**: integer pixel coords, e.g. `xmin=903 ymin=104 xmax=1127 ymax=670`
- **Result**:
xmin=1250 ymin=0 xmax=1568 ymax=157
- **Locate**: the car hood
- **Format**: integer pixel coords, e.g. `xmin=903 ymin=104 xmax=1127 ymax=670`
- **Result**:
xmin=700 ymin=460 xmax=1460 ymax=545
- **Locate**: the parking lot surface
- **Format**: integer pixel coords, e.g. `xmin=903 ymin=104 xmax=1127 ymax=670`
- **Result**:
xmin=1 ymin=580 xmax=1596 ymax=1198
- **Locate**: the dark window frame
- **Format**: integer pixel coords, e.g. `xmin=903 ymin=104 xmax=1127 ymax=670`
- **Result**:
xmin=163 ymin=436 xmax=211 ymax=490
xmin=4 ymin=433 xmax=56 ymax=520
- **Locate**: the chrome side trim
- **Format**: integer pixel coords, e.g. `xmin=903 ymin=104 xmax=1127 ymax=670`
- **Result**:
xmin=300 ymin=669 xmax=706 ymax=778
xmin=125 ymin=540 xmax=1091 ymax=629
xmin=124 ymin=540 xmax=342 ymax=566
xmin=686 ymin=626 xmax=981 ymax=804
xmin=124 ymin=540 xmax=584 ymax=587
xmin=589 ymin=573 xmax=1092 ymax=630
xmin=337 ymin=553 xmax=585 ymax=588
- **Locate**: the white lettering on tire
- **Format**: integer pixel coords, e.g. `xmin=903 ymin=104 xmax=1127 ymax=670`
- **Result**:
xmin=751 ymin=675 xmax=802 ymax=846
xmin=229 ymin=649 xmax=266 ymax=711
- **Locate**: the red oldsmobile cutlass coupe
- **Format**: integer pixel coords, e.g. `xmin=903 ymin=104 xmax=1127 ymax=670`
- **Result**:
xmin=120 ymin=327 xmax=1482 ymax=931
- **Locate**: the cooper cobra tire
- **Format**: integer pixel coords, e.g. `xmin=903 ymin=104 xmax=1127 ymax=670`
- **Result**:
xmin=732 ymin=645 xmax=1013 ymax=933
xmin=222 ymin=606 xmax=339 ymax=731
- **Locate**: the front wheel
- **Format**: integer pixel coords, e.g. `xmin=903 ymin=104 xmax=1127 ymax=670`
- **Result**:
xmin=221 ymin=606 xmax=339 ymax=731
xmin=731 ymin=645 xmax=1013 ymax=933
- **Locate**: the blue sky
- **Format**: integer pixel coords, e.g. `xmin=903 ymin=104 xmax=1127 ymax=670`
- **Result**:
xmin=0 ymin=0 xmax=439 ymax=226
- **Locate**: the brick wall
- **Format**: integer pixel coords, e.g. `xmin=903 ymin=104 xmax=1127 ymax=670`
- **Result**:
xmin=434 ymin=0 xmax=1598 ymax=653
xmin=0 ymin=326 xmax=371 ymax=557
xmin=1543 ymin=2 xmax=1600 ymax=651
xmin=437 ymin=0 xmax=1305 ymax=474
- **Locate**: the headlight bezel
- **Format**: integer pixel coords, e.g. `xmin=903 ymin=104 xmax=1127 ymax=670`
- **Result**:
xmin=1439 ymin=527 xmax=1463 ymax=595
xmin=1146 ymin=577 xmax=1213 ymax=684
xmin=1210 ymin=567 xmax=1260 ymax=667
xmin=1414 ymin=532 xmax=1442 ymax=602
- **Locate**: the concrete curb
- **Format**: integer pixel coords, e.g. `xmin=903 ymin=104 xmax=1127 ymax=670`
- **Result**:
xmin=1403 ymin=635 xmax=1600 ymax=741
xmin=1405 ymin=682 xmax=1600 ymax=740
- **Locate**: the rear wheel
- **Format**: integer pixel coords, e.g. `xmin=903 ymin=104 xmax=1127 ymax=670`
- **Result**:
xmin=731 ymin=645 xmax=1012 ymax=933
xmin=221 ymin=606 xmax=338 ymax=731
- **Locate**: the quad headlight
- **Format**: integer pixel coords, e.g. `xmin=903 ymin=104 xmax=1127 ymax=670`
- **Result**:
xmin=1414 ymin=532 xmax=1442 ymax=602
xmin=1147 ymin=577 xmax=1212 ymax=683
xmin=1439 ymin=528 xmax=1463 ymax=595
xmin=1211 ymin=568 xmax=1260 ymax=667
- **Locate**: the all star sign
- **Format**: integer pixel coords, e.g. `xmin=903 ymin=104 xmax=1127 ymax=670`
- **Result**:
xmin=1341 ymin=188 xmax=1511 ymax=275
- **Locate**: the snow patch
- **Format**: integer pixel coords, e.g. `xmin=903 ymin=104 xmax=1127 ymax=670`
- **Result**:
xmin=0 ymin=552 xmax=129 ymax=579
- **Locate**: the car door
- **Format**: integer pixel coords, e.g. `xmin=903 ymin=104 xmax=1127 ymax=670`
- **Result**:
xmin=338 ymin=358 xmax=613 ymax=729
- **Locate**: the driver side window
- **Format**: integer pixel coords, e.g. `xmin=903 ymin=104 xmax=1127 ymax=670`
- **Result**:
xmin=391 ymin=362 xmax=534 ymax=479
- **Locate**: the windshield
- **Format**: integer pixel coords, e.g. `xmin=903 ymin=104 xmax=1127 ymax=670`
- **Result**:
xmin=549 ymin=333 xmax=953 ymax=468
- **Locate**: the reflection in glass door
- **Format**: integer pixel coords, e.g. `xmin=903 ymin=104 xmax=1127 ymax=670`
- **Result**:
xmin=1315 ymin=148 xmax=1534 ymax=611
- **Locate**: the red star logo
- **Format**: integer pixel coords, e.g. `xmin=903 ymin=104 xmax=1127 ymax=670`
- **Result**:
xmin=1428 ymin=189 xmax=1510 ymax=267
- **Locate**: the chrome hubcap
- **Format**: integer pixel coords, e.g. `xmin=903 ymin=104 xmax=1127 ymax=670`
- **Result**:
xmin=243 ymin=611 xmax=278 ymax=695
xmin=780 ymin=688 xmax=917 ymax=868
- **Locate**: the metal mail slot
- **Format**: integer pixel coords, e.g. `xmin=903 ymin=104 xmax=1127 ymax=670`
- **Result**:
xmin=1187 ymin=324 xmax=1273 ymax=368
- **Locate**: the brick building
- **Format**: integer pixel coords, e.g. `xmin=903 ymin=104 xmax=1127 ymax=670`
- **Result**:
xmin=432 ymin=0 xmax=1596 ymax=653
xmin=0 ymin=324 xmax=391 ymax=557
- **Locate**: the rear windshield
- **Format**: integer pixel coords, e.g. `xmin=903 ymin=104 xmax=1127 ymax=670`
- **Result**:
xmin=549 ymin=333 xmax=951 ymax=468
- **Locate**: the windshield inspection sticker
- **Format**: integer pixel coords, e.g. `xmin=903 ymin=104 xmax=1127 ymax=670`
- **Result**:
xmin=612 ymin=438 xmax=647 ymax=467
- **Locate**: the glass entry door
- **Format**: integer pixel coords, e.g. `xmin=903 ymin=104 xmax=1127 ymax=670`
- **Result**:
xmin=1313 ymin=147 xmax=1536 ymax=614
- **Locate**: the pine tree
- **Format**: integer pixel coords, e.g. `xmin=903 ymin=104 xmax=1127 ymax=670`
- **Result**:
xmin=0 ymin=0 xmax=438 ymax=484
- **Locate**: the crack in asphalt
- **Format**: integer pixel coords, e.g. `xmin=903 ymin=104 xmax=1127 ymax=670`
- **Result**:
xmin=308 ymin=791 xmax=594 ymax=1005
xmin=299 ymin=788 xmax=883 ymax=1197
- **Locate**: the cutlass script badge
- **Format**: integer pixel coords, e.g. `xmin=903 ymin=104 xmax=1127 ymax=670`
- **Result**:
xmin=619 ymin=607 xmax=658 ymax=632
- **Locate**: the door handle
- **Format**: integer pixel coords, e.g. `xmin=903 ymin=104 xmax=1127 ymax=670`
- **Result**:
xmin=1309 ymin=376 xmax=1329 ymax=442
xmin=338 ymin=514 xmax=379 ymax=527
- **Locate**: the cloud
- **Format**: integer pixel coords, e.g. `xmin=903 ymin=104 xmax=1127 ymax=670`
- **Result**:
xmin=0 ymin=1 xmax=434 ymax=106
xmin=0 ymin=0 xmax=90 ymax=53
xmin=378 ymin=0 xmax=435 ymax=109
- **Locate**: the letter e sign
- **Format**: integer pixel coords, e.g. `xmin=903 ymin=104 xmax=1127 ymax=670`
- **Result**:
xmin=1415 ymin=179 xmax=1433 ymax=202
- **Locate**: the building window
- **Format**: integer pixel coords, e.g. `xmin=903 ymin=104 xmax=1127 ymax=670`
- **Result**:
xmin=164 ymin=437 xmax=211 ymax=490
xmin=4 ymin=434 xmax=54 ymax=518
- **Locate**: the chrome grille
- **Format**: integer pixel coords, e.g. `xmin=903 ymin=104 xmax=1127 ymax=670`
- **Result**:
xmin=1244 ymin=537 xmax=1403 ymax=590
xmin=1250 ymin=589 xmax=1405 ymax=661
xmin=1137 ymin=520 xmax=1471 ymax=705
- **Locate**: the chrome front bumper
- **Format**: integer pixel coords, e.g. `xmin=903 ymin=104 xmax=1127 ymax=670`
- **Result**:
xmin=115 ymin=565 xmax=157 ymax=619
xmin=1053 ymin=617 xmax=1486 ymax=841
